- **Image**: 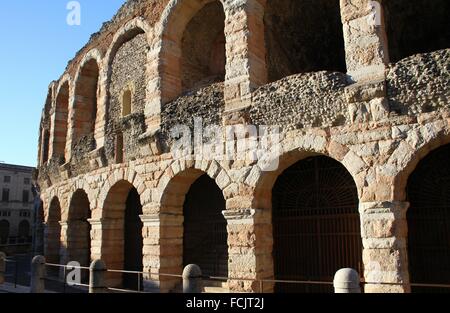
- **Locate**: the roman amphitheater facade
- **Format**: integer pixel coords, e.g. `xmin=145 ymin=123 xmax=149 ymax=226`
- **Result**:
xmin=36 ymin=0 xmax=450 ymax=293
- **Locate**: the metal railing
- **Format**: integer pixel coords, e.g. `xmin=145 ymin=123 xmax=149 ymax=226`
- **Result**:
xmin=4 ymin=255 xmax=449 ymax=293
xmin=43 ymin=262 xmax=90 ymax=293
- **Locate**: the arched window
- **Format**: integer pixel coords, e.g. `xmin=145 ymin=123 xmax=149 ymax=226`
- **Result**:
xmin=73 ymin=59 xmax=99 ymax=149
xmin=0 ymin=220 xmax=9 ymax=244
xmin=264 ymin=0 xmax=346 ymax=82
xmin=53 ymin=81 xmax=69 ymax=161
xmin=122 ymin=89 xmax=132 ymax=117
xmin=181 ymin=1 xmax=226 ymax=92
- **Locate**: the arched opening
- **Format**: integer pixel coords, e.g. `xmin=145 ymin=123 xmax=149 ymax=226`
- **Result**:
xmin=272 ymin=156 xmax=362 ymax=293
xmin=45 ymin=198 xmax=62 ymax=276
xmin=264 ymin=0 xmax=346 ymax=83
xmin=122 ymin=89 xmax=132 ymax=117
xmin=183 ymin=174 xmax=228 ymax=277
xmin=18 ymin=220 xmax=30 ymax=243
xmin=181 ymin=1 xmax=225 ymax=92
xmin=102 ymin=181 xmax=143 ymax=290
xmin=0 ymin=220 xmax=9 ymax=245
xmin=382 ymin=0 xmax=450 ymax=63
xmin=42 ymin=129 xmax=50 ymax=164
xmin=406 ymin=144 xmax=450 ymax=293
xmin=67 ymin=190 xmax=91 ymax=270
xmin=106 ymin=28 xmax=147 ymax=163
xmin=53 ymin=81 xmax=69 ymax=161
xmin=159 ymin=169 xmax=228 ymax=292
xmin=73 ymin=59 xmax=99 ymax=150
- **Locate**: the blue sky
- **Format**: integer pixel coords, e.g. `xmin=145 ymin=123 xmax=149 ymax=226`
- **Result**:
xmin=0 ymin=0 xmax=126 ymax=167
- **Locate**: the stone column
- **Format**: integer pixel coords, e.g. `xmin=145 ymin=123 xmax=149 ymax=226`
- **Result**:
xmin=89 ymin=218 xmax=124 ymax=287
xmin=224 ymin=208 xmax=273 ymax=293
xmin=141 ymin=213 xmax=184 ymax=293
xmin=224 ymin=0 xmax=267 ymax=114
xmin=340 ymin=0 xmax=389 ymax=82
xmin=65 ymin=220 xmax=91 ymax=266
xmin=43 ymin=222 xmax=61 ymax=264
xmin=359 ymin=201 xmax=410 ymax=293
xmin=59 ymin=221 xmax=69 ymax=266
xmin=88 ymin=218 xmax=103 ymax=262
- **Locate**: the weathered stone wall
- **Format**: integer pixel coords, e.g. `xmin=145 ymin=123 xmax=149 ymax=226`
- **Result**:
xmin=160 ymin=82 xmax=225 ymax=151
xmin=105 ymin=33 xmax=148 ymax=162
xmin=36 ymin=0 xmax=450 ymax=294
xmin=249 ymin=72 xmax=349 ymax=130
xmin=387 ymin=49 xmax=450 ymax=115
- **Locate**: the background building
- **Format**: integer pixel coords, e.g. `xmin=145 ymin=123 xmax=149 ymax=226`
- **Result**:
xmin=0 ymin=163 xmax=35 ymax=254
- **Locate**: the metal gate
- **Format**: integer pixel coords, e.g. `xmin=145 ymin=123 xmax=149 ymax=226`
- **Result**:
xmin=272 ymin=156 xmax=362 ymax=293
xmin=183 ymin=174 xmax=228 ymax=277
xmin=123 ymin=188 xmax=143 ymax=291
xmin=407 ymin=144 xmax=450 ymax=293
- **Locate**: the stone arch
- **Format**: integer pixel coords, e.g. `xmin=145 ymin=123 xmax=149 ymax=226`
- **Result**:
xmin=154 ymin=159 xmax=229 ymax=292
xmin=51 ymin=75 xmax=71 ymax=161
xmin=98 ymin=168 xmax=147 ymax=215
xmin=393 ymin=130 xmax=450 ymax=202
xmin=103 ymin=17 xmax=151 ymax=110
xmin=104 ymin=17 xmax=152 ymax=78
xmin=99 ymin=177 xmax=145 ymax=289
xmin=155 ymin=159 xmax=230 ymax=203
xmin=65 ymin=189 xmax=92 ymax=270
xmin=251 ymin=135 xmax=363 ymax=210
xmin=103 ymin=17 xmax=151 ymax=162
xmin=154 ymin=0 xmax=227 ymax=104
xmin=404 ymin=142 xmax=450 ymax=292
xmin=45 ymin=196 xmax=62 ymax=268
xmin=249 ymin=140 xmax=364 ymax=293
xmin=71 ymin=49 xmax=102 ymax=154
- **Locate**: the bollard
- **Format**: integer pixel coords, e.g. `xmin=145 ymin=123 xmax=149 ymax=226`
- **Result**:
xmin=334 ymin=268 xmax=361 ymax=293
xmin=0 ymin=252 xmax=6 ymax=285
xmin=183 ymin=264 xmax=203 ymax=293
xmin=89 ymin=259 xmax=107 ymax=293
xmin=30 ymin=255 xmax=46 ymax=293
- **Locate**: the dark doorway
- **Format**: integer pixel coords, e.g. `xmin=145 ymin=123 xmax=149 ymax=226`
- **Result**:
xmin=67 ymin=190 xmax=91 ymax=269
xmin=183 ymin=174 xmax=228 ymax=277
xmin=264 ymin=0 xmax=346 ymax=82
xmin=383 ymin=0 xmax=450 ymax=63
xmin=272 ymin=156 xmax=362 ymax=293
xmin=407 ymin=144 xmax=450 ymax=293
xmin=123 ymin=188 xmax=143 ymax=291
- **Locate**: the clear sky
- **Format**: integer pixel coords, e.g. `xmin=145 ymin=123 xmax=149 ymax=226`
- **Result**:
xmin=0 ymin=0 xmax=126 ymax=167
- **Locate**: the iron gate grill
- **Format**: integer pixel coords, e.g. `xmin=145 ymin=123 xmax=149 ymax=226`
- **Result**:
xmin=407 ymin=144 xmax=450 ymax=293
xmin=183 ymin=174 xmax=228 ymax=277
xmin=272 ymin=156 xmax=362 ymax=293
